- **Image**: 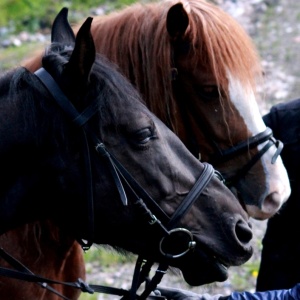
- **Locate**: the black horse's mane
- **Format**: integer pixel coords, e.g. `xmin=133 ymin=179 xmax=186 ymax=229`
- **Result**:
xmin=1 ymin=44 xmax=148 ymax=146
xmin=41 ymin=43 xmax=147 ymax=125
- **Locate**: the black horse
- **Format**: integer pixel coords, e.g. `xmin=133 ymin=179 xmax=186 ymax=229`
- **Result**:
xmin=0 ymin=12 xmax=253 ymax=299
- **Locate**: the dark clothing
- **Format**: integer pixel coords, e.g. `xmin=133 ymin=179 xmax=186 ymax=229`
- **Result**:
xmin=256 ymin=98 xmax=300 ymax=291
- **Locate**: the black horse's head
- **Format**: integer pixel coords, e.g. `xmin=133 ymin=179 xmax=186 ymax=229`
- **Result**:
xmin=0 ymin=9 xmax=253 ymax=286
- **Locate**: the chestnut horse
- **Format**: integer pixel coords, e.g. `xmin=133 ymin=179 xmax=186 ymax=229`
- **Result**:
xmin=85 ymin=0 xmax=291 ymax=219
xmin=0 ymin=9 xmax=253 ymax=299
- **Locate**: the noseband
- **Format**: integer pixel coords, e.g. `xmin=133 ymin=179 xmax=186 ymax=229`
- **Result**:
xmin=208 ymin=127 xmax=283 ymax=187
xmin=32 ymin=67 xmax=222 ymax=299
xmin=186 ymin=103 xmax=283 ymax=187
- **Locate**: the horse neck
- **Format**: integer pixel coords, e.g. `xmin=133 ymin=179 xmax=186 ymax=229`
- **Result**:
xmin=0 ymin=221 xmax=84 ymax=299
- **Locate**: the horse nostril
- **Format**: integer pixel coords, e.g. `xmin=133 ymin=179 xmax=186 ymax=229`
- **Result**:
xmin=235 ymin=220 xmax=253 ymax=244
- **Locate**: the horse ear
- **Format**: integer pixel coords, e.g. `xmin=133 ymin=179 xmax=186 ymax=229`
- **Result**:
xmin=166 ymin=3 xmax=189 ymax=40
xmin=51 ymin=7 xmax=75 ymax=44
xmin=64 ymin=17 xmax=95 ymax=85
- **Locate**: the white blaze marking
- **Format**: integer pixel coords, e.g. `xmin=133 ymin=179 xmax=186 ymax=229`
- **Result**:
xmin=227 ymin=72 xmax=291 ymax=218
xmin=227 ymin=72 xmax=265 ymax=135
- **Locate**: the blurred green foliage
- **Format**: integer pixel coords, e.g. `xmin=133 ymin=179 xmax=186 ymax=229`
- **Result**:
xmin=83 ymin=245 xmax=136 ymax=266
xmin=0 ymin=41 xmax=45 ymax=71
xmin=0 ymin=0 xmax=138 ymax=33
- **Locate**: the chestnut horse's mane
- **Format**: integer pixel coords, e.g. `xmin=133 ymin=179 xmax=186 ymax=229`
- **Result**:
xmin=89 ymin=0 xmax=263 ymax=130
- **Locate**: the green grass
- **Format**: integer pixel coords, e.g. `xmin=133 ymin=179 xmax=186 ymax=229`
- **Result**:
xmin=83 ymin=245 xmax=136 ymax=266
xmin=229 ymin=260 xmax=260 ymax=292
xmin=0 ymin=0 xmax=140 ymax=34
xmin=0 ymin=41 xmax=46 ymax=72
xmin=0 ymin=0 xmax=144 ymax=72
xmin=79 ymin=293 xmax=99 ymax=300
xmin=79 ymin=246 xmax=137 ymax=300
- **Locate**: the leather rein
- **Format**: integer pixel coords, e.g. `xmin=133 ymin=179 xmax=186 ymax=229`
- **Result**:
xmin=0 ymin=67 xmax=222 ymax=300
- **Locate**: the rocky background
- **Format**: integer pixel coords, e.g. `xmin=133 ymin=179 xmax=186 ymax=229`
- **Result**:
xmin=220 ymin=0 xmax=300 ymax=114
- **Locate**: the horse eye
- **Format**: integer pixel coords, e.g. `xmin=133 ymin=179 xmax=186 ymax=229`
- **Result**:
xmin=130 ymin=128 xmax=156 ymax=146
xmin=197 ymin=85 xmax=220 ymax=100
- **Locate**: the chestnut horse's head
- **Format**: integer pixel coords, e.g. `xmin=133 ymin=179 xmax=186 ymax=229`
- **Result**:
xmin=87 ymin=0 xmax=290 ymax=220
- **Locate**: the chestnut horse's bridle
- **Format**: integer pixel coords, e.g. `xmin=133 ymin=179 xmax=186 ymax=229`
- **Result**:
xmin=0 ymin=67 xmax=225 ymax=300
xmin=208 ymin=127 xmax=283 ymax=187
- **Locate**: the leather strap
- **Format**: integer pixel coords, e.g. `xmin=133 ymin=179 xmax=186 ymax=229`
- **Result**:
xmin=167 ymin=163 xmax=214 ymax=229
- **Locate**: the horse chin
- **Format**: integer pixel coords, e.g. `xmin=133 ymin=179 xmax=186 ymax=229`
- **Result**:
xmin=164 ymin=246 xmax=230 ymax=286
xmin=180 ymin=258 xmax=229 ymax=286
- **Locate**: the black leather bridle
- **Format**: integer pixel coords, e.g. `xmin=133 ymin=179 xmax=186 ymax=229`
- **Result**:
xmin=34 ymin=67 xmax=217 ymax=252
xmin=0 ymin=67 xmax=225 ymax=300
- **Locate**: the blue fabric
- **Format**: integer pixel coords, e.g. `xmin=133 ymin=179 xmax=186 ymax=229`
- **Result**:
xmin=228 ymin=283 xmax=300 ymax=300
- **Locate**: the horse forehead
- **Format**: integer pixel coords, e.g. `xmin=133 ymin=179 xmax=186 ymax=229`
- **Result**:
xmin=113 ymin=106 xmax=152 ymax=127
xmin=187 ymin=64 xmax=217 ymax=84
xmin=174 ymin=55 xmax=215 ymax=88
xmin=227 ymin=73 xmax=265 ymax=134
